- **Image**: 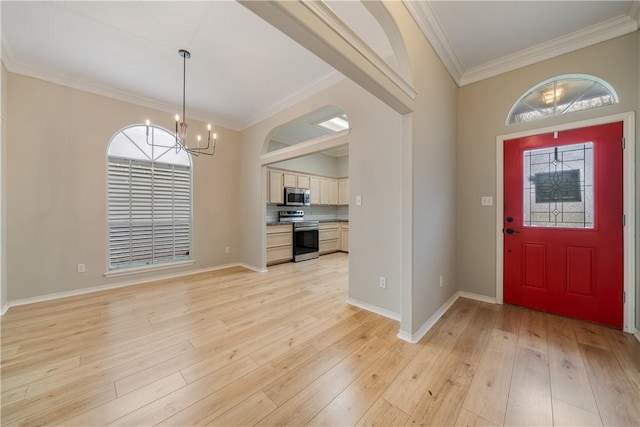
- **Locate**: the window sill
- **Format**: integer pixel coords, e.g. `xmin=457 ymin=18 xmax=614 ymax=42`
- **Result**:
xmin=104 ymin=259 xmax=196 ymax=279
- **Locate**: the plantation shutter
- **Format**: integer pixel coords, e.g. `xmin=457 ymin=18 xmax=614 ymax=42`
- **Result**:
xmin=108 ymin=157 xmax=191 ymax=269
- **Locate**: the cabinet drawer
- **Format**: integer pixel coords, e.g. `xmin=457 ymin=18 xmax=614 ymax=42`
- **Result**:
xmin=319 ymin=222 xmax=338 ymax=230
xmin=319 ymin=239 xmax=339 ymax=254
xmin=267 ymin=232 xmax=292 ymax=248
xmin=267 ymin=246 xmax=292 ymax=264
xmin=319 ymin=229 xmax=338 ymax=241
xmin=267 ymin=224 xmax=292 ymax=234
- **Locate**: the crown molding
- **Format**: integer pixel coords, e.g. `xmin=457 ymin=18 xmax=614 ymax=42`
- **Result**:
xmin=1 ymin=33 xmax=244 ymax=131
xmin=402 ymin=0 xmax=464 ymax=85
xmin=460 ymin=14 xmax=639 ymax=86
xmin=404 ymin=2 xmax=639 ymax=87
xmin=241 ymin=68 xmax=346 ymax=130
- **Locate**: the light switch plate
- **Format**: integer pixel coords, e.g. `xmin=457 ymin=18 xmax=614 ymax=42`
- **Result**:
xmin=356 ymin=196 xmax=362 ymax=206
xmin=481 ymin=196 xmax=493 ymax=206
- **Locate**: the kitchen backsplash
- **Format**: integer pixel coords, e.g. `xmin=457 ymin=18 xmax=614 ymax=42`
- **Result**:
xmin=267 ymin=204 xmax=349 ymax=222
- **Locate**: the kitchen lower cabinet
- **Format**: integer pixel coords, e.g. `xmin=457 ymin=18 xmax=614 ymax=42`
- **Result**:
xmin=267 ymin=224 xmax=292 ymax=265
xmin=319 ymin=222 xmax=339 ymax=255
xmin=340 ymin=223 xmax=349 ymax=252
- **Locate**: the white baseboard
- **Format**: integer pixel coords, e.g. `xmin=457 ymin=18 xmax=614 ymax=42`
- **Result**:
xmin=457 ymin=291 xmax=497 ymax=304
xmin=1 ymin=262 xmax=260 ymax=313
xmin=635 ymin=328 xmax=640 ymax=344
xmin=397 ymin=291 xmax=460 ymax=343
xmin=238 ymin=263 xmax=267 ymax=273
xmin=397 ymin=290 xmax=497 ymax=344
xmin=346 ymin=298 xmax=400 ymax=321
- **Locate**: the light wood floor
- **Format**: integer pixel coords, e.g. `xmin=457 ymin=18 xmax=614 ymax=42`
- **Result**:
xmin=1 ymin=253 xmax=639 ymax=426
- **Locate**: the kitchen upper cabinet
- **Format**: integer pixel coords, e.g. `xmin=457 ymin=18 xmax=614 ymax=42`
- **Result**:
xmin=319 ymin=178 xmax=330 ymax=205
xmin=310 ymin=176 xmax=320 ymax=204
xmin=268 ymin=170 xmax=283 ymax=204
xmin=338 ymin=178 xmax=349 ymax=206
xmin=266 ymin=167 xmax=348 ymax=206
xmin=297 ymin=174 xmax=310 ymax=189
xmin=329 ymin=179 xmax=338 ymax=205
xmin=283 ymin=172 xmax=297 ymax=189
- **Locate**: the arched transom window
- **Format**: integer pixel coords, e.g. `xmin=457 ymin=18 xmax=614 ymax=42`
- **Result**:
xmin=107 ymin=124 xmax=192 ymax=270
xmin=507 ymin=74 xmax=618 ymax=125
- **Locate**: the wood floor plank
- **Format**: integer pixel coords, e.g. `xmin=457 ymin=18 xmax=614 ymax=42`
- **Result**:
xmin=255 ymin=335 xmax=392 ymax=426
xmin=461 ymin=329 xmax=518 ymax=426
xmin=55 ymin=372 xmax=187 ymax=426
xmin=573 ymin=321 xmax=610 ymax=350
xmin=551 ymin=397 xmax=603 ymax=427
xmin=354 ymin=397 xmax=410 ymax=427
xmin=2 ymin=254 xmax=639 ymax=427
xmin=307 ymin=338 xmax=420 ymax=426
xmin=454 ymin=407 xmax=499 ymax=427
xmin=546 ymin=315 xmax=600 ymax=417
xmin=600 ymin=325 xmax=640 ymax=401
xmin=579 ymin=342 xmax=640 ymax=426
xmin=206 ymin=391 xmax=277 ymax=426
xmin=381 ymin=298 xmax=480 ymax=414
xmin=504 ymin=347 xmax=553 ymax=426
xmin=405 ymin=304 xmax=497 ymax=426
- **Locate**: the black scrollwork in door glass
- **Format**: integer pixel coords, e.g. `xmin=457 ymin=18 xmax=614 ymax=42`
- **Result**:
xmin=523 ymin=142 xmax=593 ymax=229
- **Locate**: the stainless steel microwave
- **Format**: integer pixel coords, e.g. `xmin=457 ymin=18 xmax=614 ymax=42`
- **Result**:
xmin=284 ymin=187 xmax=310 ymax=206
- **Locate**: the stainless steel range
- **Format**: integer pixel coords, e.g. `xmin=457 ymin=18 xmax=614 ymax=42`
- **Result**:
xmin=279 ymin=210 xmax=319 ymax=262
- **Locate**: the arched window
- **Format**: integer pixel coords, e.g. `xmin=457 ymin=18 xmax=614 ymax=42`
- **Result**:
xmin=107 ymin=124 xmax=192 ymax=270
xmin=507 ymin=74 xmax=618 ymax=125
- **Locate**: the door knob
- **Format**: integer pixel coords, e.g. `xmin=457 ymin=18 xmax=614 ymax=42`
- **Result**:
xmin=505 ymin=228 xmax=519 ymax=234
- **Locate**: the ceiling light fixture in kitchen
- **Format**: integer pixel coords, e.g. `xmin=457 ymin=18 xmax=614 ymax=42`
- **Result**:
xmin=146 ymin=49 xmax=217 ymax=156
xmin=317 ymin=115 xmax=349 ymax=132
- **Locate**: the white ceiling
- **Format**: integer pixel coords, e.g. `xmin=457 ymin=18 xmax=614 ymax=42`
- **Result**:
xmin=2 ymin=1 xmax=639 ymax=133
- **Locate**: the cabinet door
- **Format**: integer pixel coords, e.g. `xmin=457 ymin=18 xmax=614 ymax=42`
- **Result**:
xmin=338 ymin=179 xmax=349 ymax=205
xmin=268 ymin=170 xmax=283 ymax=204
xmin=283 ymin=172 xmax=297 ymax=189
xmin=310 ymin=176 xmax=321 ymax=205
xmin=329 ymin=179 xmax=338 ymax=205
xmin=297 ymin=174 xmax=310 ymax=189
xmin=341 ymin=227 xmax=349 ymax=252
xmin=320 ymin=178 xmax=330 ymax=205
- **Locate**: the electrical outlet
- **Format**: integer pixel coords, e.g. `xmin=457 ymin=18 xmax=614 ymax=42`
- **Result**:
xmin=379 ymin=277 xmax=386 ymax=288
xmin=225 ymin=246 xmax=230 ymax=254
xmin=439 ymin=275 xmax=443 ymax=287
xmin=77 ymin=264 xmax=86 ymax=273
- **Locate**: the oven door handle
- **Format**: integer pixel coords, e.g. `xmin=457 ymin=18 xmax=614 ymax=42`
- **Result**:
xmin=295 ymin=226 xmax=319 ymax=232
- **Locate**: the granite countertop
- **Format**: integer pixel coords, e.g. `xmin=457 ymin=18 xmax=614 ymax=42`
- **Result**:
xmin=267 ymin=219 xmax=348 ymax=226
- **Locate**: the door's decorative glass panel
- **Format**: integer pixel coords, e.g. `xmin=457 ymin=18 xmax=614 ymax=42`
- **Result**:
xmin=523 ymin=142 xmax=593 ymax=228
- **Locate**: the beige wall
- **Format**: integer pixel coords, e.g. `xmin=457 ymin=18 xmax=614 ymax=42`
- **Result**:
xmin=457 ymin=33 xmax=639 ymax=329
xmin=6 ymin=73 xmax=242 ymax=301
xmin=385 ymin=2 xmax=459 ymax=334
xmin=239 ymin=78 xmax=404 ymax=315
xmin=1 ymin=63 xmax=7 ymax=310
xmin=239 ymin=2 xmax=460 ymax=334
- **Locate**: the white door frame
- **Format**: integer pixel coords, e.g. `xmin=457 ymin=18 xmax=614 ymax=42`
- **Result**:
xmin=495 ymin=112 xmax=636 ymax=333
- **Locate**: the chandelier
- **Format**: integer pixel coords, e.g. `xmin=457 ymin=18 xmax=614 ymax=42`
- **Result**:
xmin=146 ymin=49 xmax=217 ymax=156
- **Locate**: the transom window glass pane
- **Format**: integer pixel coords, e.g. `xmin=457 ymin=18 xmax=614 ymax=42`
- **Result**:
xmin=507 ymin=75 xmax=618 ymax=125
xmin=523 ymin=142 xmax=594 ymax=229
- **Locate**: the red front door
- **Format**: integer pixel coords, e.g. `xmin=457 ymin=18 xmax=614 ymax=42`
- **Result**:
xmin=504 ymin=122 xmax=623 ymax=328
